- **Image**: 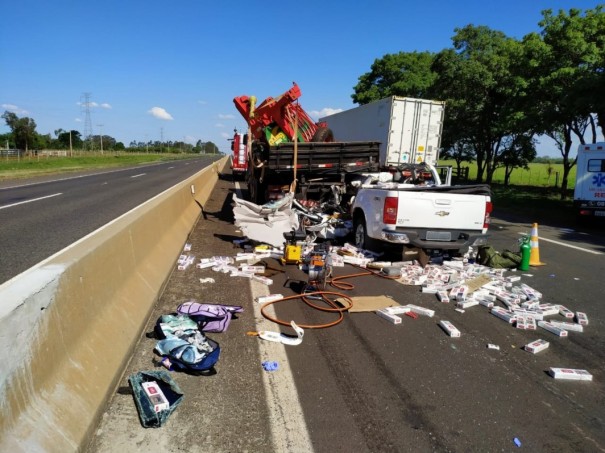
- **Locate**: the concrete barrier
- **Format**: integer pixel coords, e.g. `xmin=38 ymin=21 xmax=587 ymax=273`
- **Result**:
xmin=0 ymin=157 xmax=229 ymax=452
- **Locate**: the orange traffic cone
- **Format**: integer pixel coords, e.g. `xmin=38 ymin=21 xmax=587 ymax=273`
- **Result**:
xmin=528 ymin=222 xmax=545 ymax=266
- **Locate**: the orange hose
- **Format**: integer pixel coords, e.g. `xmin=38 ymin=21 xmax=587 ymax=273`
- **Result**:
xmin=259 ymin=265 xmax=401 ymax=329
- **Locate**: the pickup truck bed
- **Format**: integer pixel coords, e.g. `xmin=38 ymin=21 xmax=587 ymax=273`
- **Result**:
xmin=352 ymin=180 xmax=492 ymax=254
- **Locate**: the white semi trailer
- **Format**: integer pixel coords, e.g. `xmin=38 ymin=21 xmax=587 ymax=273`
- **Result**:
xmin=320 ymin=96 xmax=446 ymax=168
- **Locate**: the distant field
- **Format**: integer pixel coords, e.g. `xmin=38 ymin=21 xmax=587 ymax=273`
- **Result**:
xmin=439 ymin=160 xmax=577 ymax=189
xmin=0 ymin=152 xmax=211 ymax=181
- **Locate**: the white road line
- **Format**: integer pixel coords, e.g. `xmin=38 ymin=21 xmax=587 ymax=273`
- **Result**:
xmin=518 ymin=232 xmax=603 ymax=255
xmin=130 ymin=173 xmax=146 ymax=178
xmin=0 ymin=192 xmax=62 ymax=210
xmin=235 ymin=181 xmax=314 ymax=453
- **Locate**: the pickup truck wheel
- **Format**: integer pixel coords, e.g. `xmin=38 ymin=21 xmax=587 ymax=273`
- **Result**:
xmin=354 ymin=216 xmax=372 ymax=250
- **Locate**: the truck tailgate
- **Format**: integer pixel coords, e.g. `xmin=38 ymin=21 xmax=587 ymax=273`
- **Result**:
xmin=396 ymin=192 xmax=486 ymax=230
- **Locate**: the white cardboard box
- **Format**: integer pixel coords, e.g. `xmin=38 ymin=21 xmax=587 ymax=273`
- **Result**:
xmin=538 ymin=321 xmax=568 ymax=337
xmin=376 ymin=309 xmax=402 ymax=324
xmin=439 ymin=320 xmax=461 ymax=337
xmin=524 ymin=339 xmax=549 ymax=354
xmin=141 ymin=381 xmax=170 ymax=412
xmin=549 ymin=368 xmax=593 ymax=381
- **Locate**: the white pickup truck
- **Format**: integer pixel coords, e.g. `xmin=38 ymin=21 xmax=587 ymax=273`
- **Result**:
xmin=350 ymin=163 xmax=492 ymax=260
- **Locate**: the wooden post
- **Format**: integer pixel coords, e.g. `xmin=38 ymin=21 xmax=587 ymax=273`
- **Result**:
xmin=290 ymin=108 xmax=298 ymax=194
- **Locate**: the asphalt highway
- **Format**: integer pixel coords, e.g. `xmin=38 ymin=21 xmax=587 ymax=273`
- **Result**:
xmin=0 ymin=156 xmax=221 ymax=284
xmin=86 ymin=170 xmax=605 ymax=453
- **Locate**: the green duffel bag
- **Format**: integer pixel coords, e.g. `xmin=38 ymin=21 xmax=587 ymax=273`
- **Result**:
xmin=477 ymin=245 xmax=520 ymax=269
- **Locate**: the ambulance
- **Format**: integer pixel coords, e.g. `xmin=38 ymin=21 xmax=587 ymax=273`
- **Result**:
xmin=573 ymin=142 xmax=605 ymax=220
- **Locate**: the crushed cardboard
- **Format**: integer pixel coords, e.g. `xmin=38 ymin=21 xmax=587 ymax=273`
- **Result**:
xmin=336 ymin=295 xmax=399 ymax=313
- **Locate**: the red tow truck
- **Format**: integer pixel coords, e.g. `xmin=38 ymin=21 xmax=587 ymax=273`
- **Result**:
xmin=229 ymin=131 xmax=248 ymax=180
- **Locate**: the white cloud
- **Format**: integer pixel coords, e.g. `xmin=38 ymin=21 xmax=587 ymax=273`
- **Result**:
xmin=220 ymin=132 xmax=230 ymax=139
xmin=308 ymin=107 xmax=343 ymax=121
xmin=215 ymin=123 xmax=225 ymax=128
xmin=74 ymin=118 xmax=82 ymax=122
xmin=2 ymin=104 xmax=29 ymax=115
xmin=218 ymin=113 xmax=235 ymax=119
xmin=100 ymin=103 xmax=112 ymax=109
xmin=184 ymin=135 xmax=196 ymax=144
xmin=197 ymin=100 xmax=207 ymax=105
xmin=148 ymin=107 xmax=174 ymax=121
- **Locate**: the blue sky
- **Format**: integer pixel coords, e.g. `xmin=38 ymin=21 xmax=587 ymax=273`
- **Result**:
xmin=0 ymin=0 xmax=601 ymax=155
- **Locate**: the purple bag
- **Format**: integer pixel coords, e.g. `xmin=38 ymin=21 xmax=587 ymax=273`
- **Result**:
xmin=177 ymin=301 xmax=243 ymax=333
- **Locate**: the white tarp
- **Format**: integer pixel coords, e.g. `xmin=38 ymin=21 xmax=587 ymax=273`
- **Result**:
xmin=232 ymin=194 xmax=299 ymax=247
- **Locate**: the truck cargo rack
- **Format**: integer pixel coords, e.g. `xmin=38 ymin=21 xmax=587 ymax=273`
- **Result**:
xmin=264 ymin=141 xmax=381 ymax=174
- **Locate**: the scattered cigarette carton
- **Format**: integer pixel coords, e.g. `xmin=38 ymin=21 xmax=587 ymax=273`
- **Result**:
xmin=516 ymin=317 xmax=527 ymax=330
xmin=478 ymin=299 xmax=494 ymax=308
xmin=252 ymin=275 xmax=273 ymax=285
xmin=376 ymin=309 xmax=402 ymax=325
xmin=455 ymin=285 xmax=469 ymax=301
xmin=520 ymin=283 xmax=542 ymax=300
xmin=538 ymin=321 xmax=568 ymax=337
xmin=256 ymin=294 xmax=284 ymax=304
xmin=405 ymin=304 xmax=435 ymax=317
xmin=526 ymin=316 xmax=537 ymax=330
xmin=487 ymin=343 xmax=500 ymax=350
xmin=230 ymin=271 xmax=254 ymax=278
xmin=549 ymin=368 xmax=593 ymax=381
xmin=491 ymin=307 xmax=516 ymax=324
xmin=475 ymin=291 xmax=496 ymax=302
xmin=558 ymin=305 xmax=575 ymax=319
xmin=421 ymin=285 xmax=439 ymax=294
xmin=241 ymin=265 xmax=265 ymax=274
xmin=437 ymin=291 xmax=450 ymax=303
xmin=513 ymin=309 xmax=544 ymax=321
xmin=546 ymin=320 xmax=584 ymax=333
xmin=196 ymin=259 xmax=218 ymax=269
xmin=383 ymin=306 xmax=412 ymax=315
xmin=141 ymin=381 xmax=170 ymax=412
xmin=538 ymin=304 xmax=560 ymax=317
xmin=439 ymin=320 xmax=461 ymax=337
xmin=449 ymin=286 xmax=462 ymax=300
xmin=576 ymin=312 xmax=589 ymax=326
xmin=525 ymin=339 xmax=549 ymax=354
xmin=183 ymin=243 xmax=192 ymax=252
xmin=457 ymin=299 xmax=479 ymax=309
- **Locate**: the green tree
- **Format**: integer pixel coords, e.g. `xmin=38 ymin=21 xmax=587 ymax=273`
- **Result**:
xmin=440 ymin=140 xmax=475 ymax=177
xmin=522 ymin=6 xmax=605 ymax=198
xmin=432 ymin=25 xmax=530 ymax=183
xmin=1 ymin=111 xmax=38 ymax=152
xmin=56 ymin=130 xmax=83 ymax=149
xmin=201 ymin=141 xmax=219 ymax=154
xmin=498 ymin=134 xmax=537 ymax=185
xmin=352 ymin=51 xmax=437 ymax=104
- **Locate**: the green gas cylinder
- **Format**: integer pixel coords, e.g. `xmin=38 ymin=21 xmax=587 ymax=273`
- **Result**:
xmin=519 ymin=236 xmax=531 ymax=271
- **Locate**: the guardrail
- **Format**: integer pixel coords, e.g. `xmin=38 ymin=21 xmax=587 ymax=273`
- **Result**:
xmin=0 ymin=157 xmax=228 ymax=452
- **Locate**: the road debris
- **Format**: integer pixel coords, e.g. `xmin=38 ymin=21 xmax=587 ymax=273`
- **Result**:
xmin=524 ymin=339 xmax=549 ymax=354
xmin=549 ymin=368 xmax=593 ymax=381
